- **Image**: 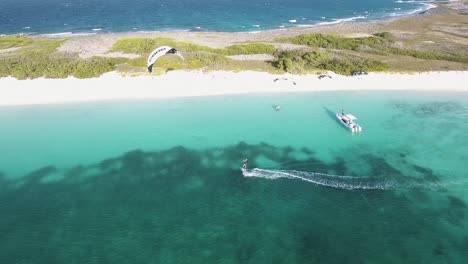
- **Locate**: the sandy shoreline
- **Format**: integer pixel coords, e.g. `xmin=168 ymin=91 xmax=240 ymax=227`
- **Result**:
xmin=1 ymin=71 xmax=467 ymax=107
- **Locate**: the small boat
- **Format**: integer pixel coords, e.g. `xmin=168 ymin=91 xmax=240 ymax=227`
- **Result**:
xmin=336 ymin=112 xmax=362 ymax=132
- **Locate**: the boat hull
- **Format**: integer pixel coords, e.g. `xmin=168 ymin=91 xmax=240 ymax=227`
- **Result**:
xmin=336 ymin=113 xmax=362 ymax=133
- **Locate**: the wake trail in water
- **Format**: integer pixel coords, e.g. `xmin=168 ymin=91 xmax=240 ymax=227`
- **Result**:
xmin=242 ymin=168 xmax=394 ymax=190
xmin=241 ymin=168 xmax=458 ymax=190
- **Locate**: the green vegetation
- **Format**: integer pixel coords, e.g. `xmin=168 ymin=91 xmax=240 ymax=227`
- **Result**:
xmin=222 ymin=43 xmax=277 ymax=55
xmin=272 ymin=49 xmax=388 ymax=75
xmin=127 ymin=52 xmax=230 ymax=71
xmin=0 ymin=53 xmax=125 ymax=79
xmin=276 ymin=33 xmax=390 ymax=51
xmin=318 ymin=59 xmax=389 ymax=76
xmin=73 ymin=57 xmax=126 ymax=78
xmin=112 ymin=37 xmax=216 ymax=54
xmin=112 ymin=37 xmax=276 ymax=56
xmin=273 ymin=50 xmax=329 ymax=73
xmin=277 ymin=32 xmax=468 ymax=64
xmin=373 ymin=32 xmax=394 ymax=41
xmin=112 ymin=37 xmax=277 ymax=73
xmin=0 ymin=37 xmax=125 ymax=79
xmin=0 ymin=36 xmax=33 ymax=49
xmin=0 ymin=36 xmax=278 ymax=79
xmin=273 ymin=33 xmax=395 ymax=74
xmin=385 ymin=48 xmax=468 ymax=63
xmin=1 ymin=27 xmax=466 ymax=79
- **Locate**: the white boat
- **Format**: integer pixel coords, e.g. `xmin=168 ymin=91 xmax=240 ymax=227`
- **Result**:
xmin=336 ymin=112 xmax=362 ymax=132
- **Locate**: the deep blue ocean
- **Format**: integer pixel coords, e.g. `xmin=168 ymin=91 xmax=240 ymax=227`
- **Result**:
xmin=0 ymin=0 xmax=444 ymax=34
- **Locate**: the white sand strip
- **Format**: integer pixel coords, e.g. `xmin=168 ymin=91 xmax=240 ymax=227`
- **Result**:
xmin=0 ymin=71 xmax=467 ymax=106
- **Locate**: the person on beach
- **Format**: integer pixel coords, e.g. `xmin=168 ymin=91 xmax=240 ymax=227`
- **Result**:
xmin=242 ymin=159 xmax=248 ymax=170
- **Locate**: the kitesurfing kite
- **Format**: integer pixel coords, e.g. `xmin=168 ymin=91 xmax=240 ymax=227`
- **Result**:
xmin=147 ymin=46 xmax=184 ymax=73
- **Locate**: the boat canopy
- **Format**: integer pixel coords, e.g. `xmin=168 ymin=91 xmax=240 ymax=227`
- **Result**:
xmin=345 ymin=114 xmax=357 ymax=120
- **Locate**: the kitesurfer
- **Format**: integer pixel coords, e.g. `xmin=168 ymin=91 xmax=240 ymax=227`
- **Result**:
xmin=242 ymin=159 xmax=248 ymax=170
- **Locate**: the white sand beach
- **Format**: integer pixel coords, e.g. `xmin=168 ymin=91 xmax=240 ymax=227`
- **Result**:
xmin=0 ymin=71 xmax=467 ymax=106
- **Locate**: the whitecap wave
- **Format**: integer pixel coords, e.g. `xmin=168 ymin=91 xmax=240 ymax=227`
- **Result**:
xmin=43 ymin=32 xmax=73 ymax=36
xmin=391 ymin=2 xmax=437 ymax=17
xmin=42 ymin=32 xmax=98 ymax=37
xmin=316 ymin=15 xmax=367 ymax=26
xmin=395 ymin=0 xmax=422 ymax=3
xmin=335 ymin=15 xmax=367 ymax=22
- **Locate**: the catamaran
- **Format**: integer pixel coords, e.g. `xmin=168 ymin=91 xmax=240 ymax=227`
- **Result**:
xmin=336 ymin=112 xmax=362 ymax=133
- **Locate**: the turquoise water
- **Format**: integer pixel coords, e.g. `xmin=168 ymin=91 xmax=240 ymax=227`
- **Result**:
xmin=0 ymin=0 xmax=440 ymax=34
xmin=1 ymin=91 xmax=468 ymax=263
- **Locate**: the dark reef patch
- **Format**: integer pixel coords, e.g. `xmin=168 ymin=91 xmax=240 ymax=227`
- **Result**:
xmin=0 ymin=142 xmax=466 ymax=264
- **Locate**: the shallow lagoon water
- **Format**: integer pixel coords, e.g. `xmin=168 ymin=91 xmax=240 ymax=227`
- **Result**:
xmin=1 ymin=91 xmax=468 ymax=263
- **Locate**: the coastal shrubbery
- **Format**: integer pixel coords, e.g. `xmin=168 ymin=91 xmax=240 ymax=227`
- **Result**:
xmin=276 ymin=33 xmax=390 ymax=51
xmin=0 ymin=54 xmax=73 ymax=79
xmin=126 ymin=52 xmax=230 ymax=71
xmin=112 ymin=37 xmax=277 ymax=73
xmin=73 ymin=57 xmax=126 ymax=78
xmin=1 ymin=33 xmax=465 ymax=79
xmin=222 ymin=43 xmax=277 ymax=55
xmin=318 ymin=59 xmax=389 ymax=75
xmin=277 ymin=32 xmax=468 ymax=64
xmin=272 ymin=49 xmax=389 ymax=75
xmin=112 ymin=37 xmax=216 ymax=54
xmin=0 ymin=54 xmax=125 ymax=79
xmin=273 ymin=50 xmax=329 ymax=73
xmin=0 ymin=37 xmax=125 ymax=79
xmin=115 ymin=37 xmax=392 ymax=75
xmin=386 ymin=48 xmax=468 ymax=63
xmin=0 ymin=36 xmax=33 ymax=49
xmin=373 ymin=32 xmax=394 ymax=41
xmin=112 ymin=37 xmax=276 ymax=56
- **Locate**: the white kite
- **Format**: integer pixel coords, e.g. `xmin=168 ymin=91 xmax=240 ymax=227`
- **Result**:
xmin=147 ymin=46 xmax=184 ymax=73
